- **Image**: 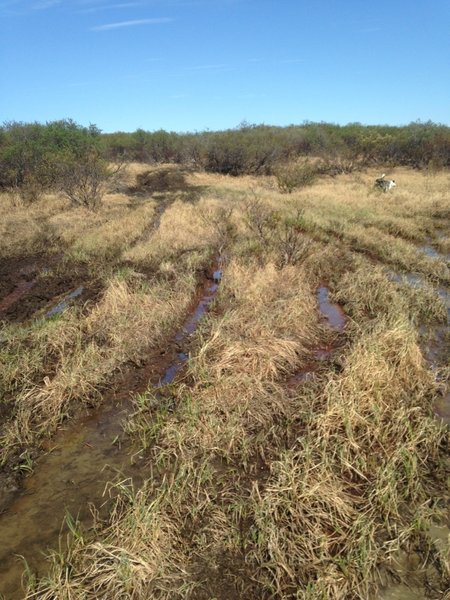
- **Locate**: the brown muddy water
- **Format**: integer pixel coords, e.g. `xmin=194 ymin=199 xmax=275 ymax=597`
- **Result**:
xmin=158 ymin=277 xmax=220 ymax=388
xmin=290 ymin=285 xmax=346 ymax=384
xmin=379 ymin=240 xmax=450 ymax=599
xmin=0 ymin=257 xmax=446 ymax=599
xmin=0 ymin=260 xmax=223 ymax=600
xmin=317 ymin=285 xmax=347 ymax=331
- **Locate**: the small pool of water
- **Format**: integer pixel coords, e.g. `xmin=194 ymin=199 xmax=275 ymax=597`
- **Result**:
xmin=316 ymin=286 xmax=347 ymax=332
xmin=46 ymin=286 xmax=84 ymax=318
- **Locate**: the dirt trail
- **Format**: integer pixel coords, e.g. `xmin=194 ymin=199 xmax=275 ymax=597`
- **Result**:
xmin=0 ymin=259 xmax=222 ymax=600
xmin=1 ymin=251 xmax=446 ymax=599
xmin=0 ymin=258 xmax=41 ymax=315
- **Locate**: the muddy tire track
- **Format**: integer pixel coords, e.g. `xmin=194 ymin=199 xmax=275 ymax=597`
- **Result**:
xmin=0 ymin=257 xmax=222 ymax=600
xmin=289 ymin=284 xmax=347 ymax=385
xmin=388 ymin=240 xmax=449 ymax=424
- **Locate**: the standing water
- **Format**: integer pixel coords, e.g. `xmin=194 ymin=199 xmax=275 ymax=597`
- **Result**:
xmin=316 ymin=286 xmax=347 ymax=332
xmin=45 ymin=286 xmax=84 ymax=318
xmin=290 ymin=286 xmax=346 ymax=383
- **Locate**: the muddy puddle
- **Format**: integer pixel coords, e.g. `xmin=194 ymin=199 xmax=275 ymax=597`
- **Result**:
xmin=420 ymin=244 xmax=441 ymax=260
xmin=421 ymin=232 xmax=450 ymax=263
xmin=0 ymin=261 xmax=42 ymax=315
xmin=158 ymin=274 xmax=221 ymax=388
xmin=45 ymin=286 xmax=84 ymax=318
xmin=379 ymin=585 xmax=428 ymax=600
xmin=1 ymin=278 xmax=86 ymax=323
xmin=0 ymin=253 xmax=103 ymax=325
xmin=291 ymin=286 xmax=346 ymax=384
xmin=379 ymin=239 xmax=450 ymax=599
xmin=378 ymin=522 xmax=450 ymax=600
xmin=0 ymin=259 xmax=223 ymax=600
xmin=317 ymin=285 xmax=347 ymax=332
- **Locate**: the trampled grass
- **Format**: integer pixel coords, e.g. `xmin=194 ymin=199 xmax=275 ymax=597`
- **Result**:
xmin=0 ymin=165 xmax=448 ymax=599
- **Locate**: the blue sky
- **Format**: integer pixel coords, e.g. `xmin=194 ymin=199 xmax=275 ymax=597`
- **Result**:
xmin=1 ymin=0 xmax=449 ymax=132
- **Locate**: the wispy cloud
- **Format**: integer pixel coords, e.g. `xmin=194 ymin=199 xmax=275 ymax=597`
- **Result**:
xmin=79 ymin=2 xmax=141 ymax=13
xmin=92 ymin=16 xmax=173 ymax=30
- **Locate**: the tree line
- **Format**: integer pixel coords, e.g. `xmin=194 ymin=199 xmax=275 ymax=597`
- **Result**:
xmin=102 ymin=120 xmax=450 ymax=172
xmin=1 ymin=119 xmax=449 ymax=208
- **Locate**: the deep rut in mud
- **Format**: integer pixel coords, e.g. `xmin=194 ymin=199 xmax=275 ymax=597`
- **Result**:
xmin=290 ymin=285 xmax=346 ymax=385
xmin=0 ymin=244 xmax=447 ymax=599
xmin=0 ymin=258 xmax=223 ymax=600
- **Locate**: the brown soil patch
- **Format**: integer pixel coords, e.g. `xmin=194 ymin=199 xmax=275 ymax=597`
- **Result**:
xmin=0 ymin=254 xmax=103 ymax=323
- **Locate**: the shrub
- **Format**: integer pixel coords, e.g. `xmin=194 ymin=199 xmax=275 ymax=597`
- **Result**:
xmin=275 ymin=160 xmax=318 ymax=193
xmin=56 ymin=150 xmax=119 ymax=211
xmin=0 ymin=120 xmax=117 ymax=210
xmin=131 ymin=168 xmax=189 ymax=195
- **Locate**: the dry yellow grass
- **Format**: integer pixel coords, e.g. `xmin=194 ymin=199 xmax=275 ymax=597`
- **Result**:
xmin=26 ymin=247 xmax=448 ymax=598
xmin=0 ymin=271 xmax=198 ymax=464
xmin=46 ymin=193 xmax=156 ymax=261
xmin=0 ymin=192 xmax=67 ymax=258
xmin=1 ymin=165 xmax=448 ymax=599
xmin=0 ymin=168 xmax=224 ymax=467
xmin=123 ymin=196 xmax=231 ymax=270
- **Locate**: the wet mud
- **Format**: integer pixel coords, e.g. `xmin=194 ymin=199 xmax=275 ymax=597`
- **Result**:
xmin=0 ymin=254 xmax=101 ymax=324
xmin=0 ymin=256 xmax=43 ymax=316
xmin=290 ymin=285 xmax=346 ymax=384
xmin=422 ymin=231 xmax=450 ymax=263
xmin=420 ymin=244 xmax=441 ymax=260
xmin=158 ymin=271 xmax=221 ymax=388
xmin=317 ymin=285 xmax=347 ymax=332
xmin=45 ymin=286 xmax=84 ymax=318
xmin=0 ymin=258 xmax=222 ymax=600
xmin=386 ymin=238 xmax=449 ymax=425
xmin=0 ymin=279 xmax=37 ymax=313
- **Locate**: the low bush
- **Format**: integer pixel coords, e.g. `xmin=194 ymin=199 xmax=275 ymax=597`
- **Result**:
xmin=131 ymin=168 xmax=190 ymax=195
xmin=275 ymin=160 xmax=318 ymax=193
